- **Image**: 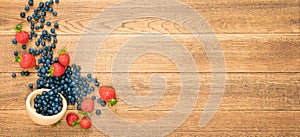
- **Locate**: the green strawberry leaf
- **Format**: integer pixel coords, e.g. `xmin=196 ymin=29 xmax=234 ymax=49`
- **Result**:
xmin=58 ymin=48 xmax=67 ymax=55
xmin=80 ymin=111 xmax=90 ymax=117
xmin=15 ymin=55 xmax=21 ymax=62
xmin=48 ymin=66 xmax=54 ymax=77
xmin=13 ymin=25 xmax=23 ymax=32
xmin=72 ymin=120 xmax=80 ymax=127
xmin=108 ymin=99 xmax=118 ymax=106
xmin=51 ymin=120 xmax=61 ymax=128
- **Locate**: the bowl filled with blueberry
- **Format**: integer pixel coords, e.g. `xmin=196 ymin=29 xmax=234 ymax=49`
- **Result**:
xmin=26 ymin=89 xmax=67 ymax=125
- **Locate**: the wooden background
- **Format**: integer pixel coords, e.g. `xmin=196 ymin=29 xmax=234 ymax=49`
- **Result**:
xmin=0 ymin=0 xmax=299 ymax=136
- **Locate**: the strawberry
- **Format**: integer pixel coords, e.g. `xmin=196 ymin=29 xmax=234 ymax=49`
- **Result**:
xmin=14 ymin=25 xmax=29 ymax=45
xmin=80 ymin=117 xmax=91 ymax=130
xmin=58 ymin=49 xmax=70 ymax=67
xmin=99 ymin=86 xmax=117 ymax=106
xmin=80 ymin=99 xmax=94 ymax=113
xmin=48 ymin=63 xmax=65 ymax=77
xmin=15 ymin=53 xmax=36 ymax=69
xmin=66 ymin=112 xmax=80 ymax=127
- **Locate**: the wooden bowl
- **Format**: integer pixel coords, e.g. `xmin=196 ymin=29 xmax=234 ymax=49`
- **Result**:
xmin=26 ymin=89 xmax=67 ymax=125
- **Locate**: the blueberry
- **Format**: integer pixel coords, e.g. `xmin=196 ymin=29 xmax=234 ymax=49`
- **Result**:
xmin=87 ymin=73 xmax=92 ymax=78
xmin=28 ymin=83 xmax=33 ymax=89
xmin=21 ymin=71 xmax=25 ymax=76
xmin=41 ymin=11 xmax=46 ymax=16
xmin=22 ymin=45 xmax=27 ymax=50
xmin=40 ymin=24 xmax=44 ymax=29
xmin=96 ymin=109 xmax=101 ymax=115
xmin=51 ymin=44 xmax=56 ymax=49
xmin=50 ymin=28 xmax=55 ymax=33
xmin=53 ymin=38 xmax=57 ymax=43
xmin=41 ymin=41 xmax=45 ymax=46
xmin=20 ymin=12 xmax=26 ymax=18
xmin=39 ymin=2 xmax=44 ymax=7
xmin=97 ymin=98 xmax=102 ymax=104
xmin=46 ymin=21 xmax=51 ymax=26
xmin=24 ymin=71 xmax=30 ymax=76
xmin=29 ymin=35 xmax=32 ymax=40
xmin=53 ymin=23 xmax=59 ymax=28
xmin=35 ymin=41 xmax=40 ymax=46
xmin=12 ymin=73 xmax=16 ymax=78
xmin=91 ymin=96 xmax=96 ymax=100
xmin=28 ymin=0 xmax=33 ymax=6
xmin=24 ymin=6 xmax=29 ymax=11
xmin=13 ymin=51 xmax=18 ymax=56
xmin=95 ymin=82 xmax=99 ymax=87
xmin=33 ymin=33 xmax=37 ymax=37
xmin=52 ymin=11 xmax=57 ymax=16
xmin=100 ymin=101 xmax=106 ymax=107
xmin=49 ymin=7 xmax=53 ymax=12
xmin=27 ymin=16 xmax=32 ymax=21
xmin=77 ymin=105 xmax=81 ymax=110
xmin=12 ymin=39 xmax=17 ymax=44
xmin=40 ymin=18 xmax=45 ymax=23
xmin=55 ymin=0 xmax=59 ymax=3
xmin=45 ymin=2 xmax=50 ymax=7
xmin=35 ymin=26 xmax=40 ymax=30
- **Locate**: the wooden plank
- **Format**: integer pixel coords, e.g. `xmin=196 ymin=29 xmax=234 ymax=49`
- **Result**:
xmin=0 ymin=0 xmax=299 ymax=35
xmin=0 ymin=34 xmax=299 ymax=72
xmin=0 ymin=72 xmax=299 ymax=111
xmin=0 ymin=110 xmax=298 ymax=136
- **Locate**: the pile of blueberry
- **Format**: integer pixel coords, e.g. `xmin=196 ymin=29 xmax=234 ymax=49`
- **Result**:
xmin=34 ymin=90 xmax=63 ymax=116
xmin=13 ymin=0 xmax=105 ymax=112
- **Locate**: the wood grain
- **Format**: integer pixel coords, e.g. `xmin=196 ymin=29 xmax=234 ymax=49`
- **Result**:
xmin=0 ymin=0 xmax=299 ymax=35
xmin=1 ymin=34 xmax=299 ymax=72
xmin=0 ymin=0 xmax=299 ymax=136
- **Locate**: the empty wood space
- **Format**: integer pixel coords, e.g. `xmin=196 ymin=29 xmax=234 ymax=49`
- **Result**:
xmin=0 ymin=0 xmax=299 ymax=136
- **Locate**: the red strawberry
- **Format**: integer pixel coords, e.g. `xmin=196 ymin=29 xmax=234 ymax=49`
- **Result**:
xmin=99 ymin=86 xmax=117 ymax=106
xmin=80 ymin=99 xmax=94 ymax=113
xmin=80 ymin=117 xmax=91 ymax=130
xmin=58 ymin=49 xmax=70 ymax=67
xmin=66 ymin=112 xmax=80 ymax=127
xmin=49 ymin=63 xmax=65 ymax=77
xmin=15 ymin=53 xmax=36 ymax=69
xmin=14 ymin=25 xmax=29 ymax=45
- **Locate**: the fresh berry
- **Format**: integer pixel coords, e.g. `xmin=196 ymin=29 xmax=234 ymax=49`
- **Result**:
xmin=58 ymin=49 xmax=70 ymax=67
xmin=98 ymin=86 xmax=117 ymax=106
xmin=66 ymin=112 xmax=80 ymax=127
xmin=20 ymin=12 xmax=26 ymax=18
xmin=80 ymin=99 xmax=94 ymax=113
xmin=14 ymin=51 xmax=18 ymax=56
xmin=27 ymin=16 xmax=32 ymax=21
xmin=12 ymin=73 xmax=16 ymax=78
xmin=55 ymin=0 xmax=59 ymax=3
xmin=22 ymin=45 xmax=27 ymax=49
xmin=54 ymin=23 xmax=59 ymax=28
xmin=95 ymin=109 xmax=101 ymax=115
xmin=49 ymin=63 xmax=65 ymax=77
xmin=14 ymin=25 xmax=29 ymax=45
xmin=80 ymin=117 xmax=91 ymax=130
xmin=91 ymin=96 xmax=96 ymax=100
xmin=15 ymin=53 xmax=36 ymax=69
xmin=52 ymin=11 xmax=57 ymax=16
xmin=46 ymin=21 xmax=51 ymax=26
xmin=24 ymin=6 xmax=29 ymax=11
xmin=12 ymin=39 xmax=17 ymax=44
xmin=28 ymin=83 xmax=33 ymax=89
xmin=28 ymin=0 xmax=33 ymax=6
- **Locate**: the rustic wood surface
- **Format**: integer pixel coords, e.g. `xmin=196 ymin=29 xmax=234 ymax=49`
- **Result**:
xmin=0 ymin=0 xmax=299 ymax=136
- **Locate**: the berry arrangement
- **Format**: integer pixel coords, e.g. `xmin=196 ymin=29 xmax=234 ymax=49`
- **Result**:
xmin=11 ymin=0 xmax=118 ymax=130
xmin=34 ymin=90 xmax=63 ymax=116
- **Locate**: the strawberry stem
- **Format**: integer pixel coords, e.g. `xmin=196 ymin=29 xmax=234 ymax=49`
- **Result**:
xmin=72 ymin=120 xmax=80 ymax=127
xmin=48 ymin=66 xmax=54 ymax=77
xmin=58 ymin=49 xmax=67 ymax=55
xmin=51 ymin=120 xmax=61 ymax=128
xmin=80 ymin=111 xmax=90 ymax=117
xmin=108 ymin=99 xmax=118 ymax=106
xmin=13 ymin=25 xmax=23 ymax=32
xmin=15 ymin=55 xmax=21 ymax=62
